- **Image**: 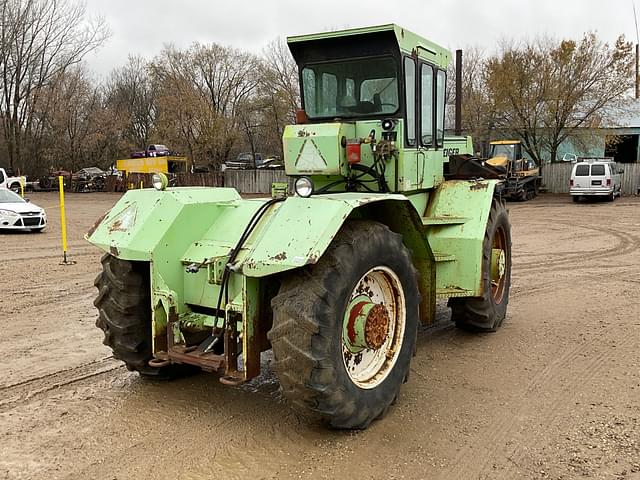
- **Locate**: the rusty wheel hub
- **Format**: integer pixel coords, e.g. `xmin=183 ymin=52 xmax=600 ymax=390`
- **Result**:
xmin=342 ymin=266 xmax=406 ymax=389
xmin=364 ymin=304 xmax=389 ymax=349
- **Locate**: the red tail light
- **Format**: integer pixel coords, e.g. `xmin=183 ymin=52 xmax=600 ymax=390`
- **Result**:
xmin=295 ymin=109 xmax=308 ymax=124
xmin=570 ymin=179 xmax=574 ymax=187
xmin=346 ymin=140 xmax=361 ymax=164
xmin=606 ymin=178 xmax=611 ymax=186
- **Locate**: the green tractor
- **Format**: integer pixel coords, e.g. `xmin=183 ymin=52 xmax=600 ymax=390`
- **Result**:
xmin=88 ymin=24 xmax=512 ymax=429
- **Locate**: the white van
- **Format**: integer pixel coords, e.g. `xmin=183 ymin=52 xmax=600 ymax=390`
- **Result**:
xmin=569 ymin=159 xmax=622 ymax=202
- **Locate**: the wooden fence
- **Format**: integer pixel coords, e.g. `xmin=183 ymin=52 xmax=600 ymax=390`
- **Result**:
xmin=542 ymin=163 xmax=640 ymax=194
xmin=108 ymin=164 xmax=640 ymax=196
xmin=107 ymin=170 xmax=287 ymax=194
xmin=223 ymin=169 xmax=291 ymax=194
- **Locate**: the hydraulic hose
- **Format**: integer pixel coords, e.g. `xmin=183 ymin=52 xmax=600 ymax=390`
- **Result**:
xmin=209 ymin=197 xmax=285 ymax=347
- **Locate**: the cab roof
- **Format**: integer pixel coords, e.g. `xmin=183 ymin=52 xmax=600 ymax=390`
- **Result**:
xmin=287 ymin=24 xmax=451 ymax=69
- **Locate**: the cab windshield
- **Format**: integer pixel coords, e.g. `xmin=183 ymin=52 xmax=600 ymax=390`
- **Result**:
xmin=301 ymin=57 xmax=399 ymax=119
xmin=490 ymin=144 xmax=516 ymax=162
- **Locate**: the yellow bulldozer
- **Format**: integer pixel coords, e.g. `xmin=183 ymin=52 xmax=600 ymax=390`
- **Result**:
xmin=485 ymin=140 xmax=541 ymax=201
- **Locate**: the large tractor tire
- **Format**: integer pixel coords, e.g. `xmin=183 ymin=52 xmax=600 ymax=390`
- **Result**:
xmin=269 ymin=221 xmax=419 ymax=429
xmin=448 ymin=198 xmax=512 ymax=332
xmin=94 ymin=254 xmax=186 ymax=378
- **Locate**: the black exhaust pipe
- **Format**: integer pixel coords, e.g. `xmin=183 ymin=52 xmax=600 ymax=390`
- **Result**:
xmin=455 ymin=49 xmax=462 ymax=136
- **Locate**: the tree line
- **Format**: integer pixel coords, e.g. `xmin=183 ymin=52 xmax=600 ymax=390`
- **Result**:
xmin=451 ymin=34 xmax=634 ymax=164
xmin=0 ymin=0 xmax=634 ymax=176
xmin=0 ymin=0 xmax=299 ymax=175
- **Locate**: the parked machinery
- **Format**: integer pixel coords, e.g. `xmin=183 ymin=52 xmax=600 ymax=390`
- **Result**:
xmin=87 ymin=25 xmax=512 ymax=429
xmin=485 ymin=140 xmax=541 ymax=200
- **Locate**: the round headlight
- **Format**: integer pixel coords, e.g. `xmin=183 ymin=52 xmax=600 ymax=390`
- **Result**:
xmin=381 ymin=118 xmax=395 ymax=131
xmin=294 ymin=176 xmax=314 ymax=198
xmin=152 ymin=172 xmax=168 ymax=191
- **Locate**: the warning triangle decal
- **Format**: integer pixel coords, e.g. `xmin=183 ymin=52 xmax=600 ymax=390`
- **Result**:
xmin=295 ymin=139 xmax=328 ymax=172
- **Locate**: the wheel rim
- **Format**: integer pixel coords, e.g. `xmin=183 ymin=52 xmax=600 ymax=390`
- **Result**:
xmin=342 ymin=266 xmax=406 ymax=389
xmin=491 ymin=226 xmax=508 ymax=303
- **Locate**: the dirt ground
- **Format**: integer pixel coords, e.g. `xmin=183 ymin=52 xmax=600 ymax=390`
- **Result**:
xmin=1 ymin=191 xmax=639 ymax=480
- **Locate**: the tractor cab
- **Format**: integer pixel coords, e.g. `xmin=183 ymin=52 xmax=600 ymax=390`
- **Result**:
xmin=283 ymin=24 xmax=470 ymax=194
xmin=488 ymin=141 xmax=521 ymax=164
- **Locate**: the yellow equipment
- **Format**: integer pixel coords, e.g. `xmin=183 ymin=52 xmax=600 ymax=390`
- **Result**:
xmin=486 ymin=140 xmax=540 ymax=200
xmin=116 ymin=156 xmax=188 ymax=175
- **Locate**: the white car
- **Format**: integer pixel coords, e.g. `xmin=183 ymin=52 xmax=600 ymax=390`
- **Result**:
xmin=0 ymin=188 xmax=47 ymax=232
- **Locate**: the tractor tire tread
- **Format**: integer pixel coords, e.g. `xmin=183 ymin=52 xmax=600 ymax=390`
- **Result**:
xmin=269 ymin=221 xmax=419 ymax=429
xmin=94 ymin=254 xmax=190 ymax=379
xmin=448 ymin=198 xmax=512 ymax=332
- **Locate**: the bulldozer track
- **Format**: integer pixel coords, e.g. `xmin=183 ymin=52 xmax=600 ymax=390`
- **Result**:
xmin=0 ymin=356 xmax=122 ymax=411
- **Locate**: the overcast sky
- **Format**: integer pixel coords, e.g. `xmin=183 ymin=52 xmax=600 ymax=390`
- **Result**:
xmin=84 ymin=0 xmax=639 ymax=78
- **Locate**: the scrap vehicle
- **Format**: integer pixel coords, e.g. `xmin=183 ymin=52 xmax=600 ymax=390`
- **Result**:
xmin=130 ymin=144 xmax=172 ymax=158
xmin=224 ymin=152 xmax=264 ymax=170
xmin=0 ymin=167 xmax=26 ymax=194
xmin=257 ymin=155 xmax=284 ymax=170
xmin=73 ymin=167 xmax=107 ymax=192
xmin=224 ymin=153 xmax=284 ymax=170
xmin=87 ymin=24 xmax=512 ymax=429
xmin=38 ymin=170 xmax=72 ymax=191
xmin=485 ymin=140 xmax=540 ymax=200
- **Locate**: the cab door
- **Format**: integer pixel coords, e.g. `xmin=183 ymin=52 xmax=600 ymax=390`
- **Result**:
xmin=418 ymin=63 xmax=445 ymax=188
xmin=402 ymin=56 xmax=419 ymax=190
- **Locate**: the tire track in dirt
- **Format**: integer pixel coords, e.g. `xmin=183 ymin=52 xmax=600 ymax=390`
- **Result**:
xmin=496 ymin=329 xmax=639 ymax=479
xmin=445 ymin=213 xmax=639 ymax=479
xmin=0 ymin=356 xmax=122 ymax=412
xmin=2 ymin=248 xmax=97 ymax=263
xmin=516 ymin=223 xmax=638 ymax=272
xmin=509 ymin=265 xmax=638 ymax=300
xmin=446 ymin=318 xmax=638 ymax=480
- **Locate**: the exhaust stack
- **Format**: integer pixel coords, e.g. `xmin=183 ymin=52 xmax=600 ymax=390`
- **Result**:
xmin=455 ymin=49 xmax=462 ymax=136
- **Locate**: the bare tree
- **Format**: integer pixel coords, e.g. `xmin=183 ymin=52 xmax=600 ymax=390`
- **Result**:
xmin=258 ymin=37 xmax=300 ymax=157
xmin=151 ymin=43 xmax=261 ymax=167
xmin=105 ymin=55 xmax=156 ymax=150
xmin=486 ymin=34 xmax=634 ymax=164
xmin=261 ymin=38 xmax=299 ymax=119
xmin=0 ymin=0 xmax=109 ymax=172
xmin=40 ymin=65 xmax=110 ymax=171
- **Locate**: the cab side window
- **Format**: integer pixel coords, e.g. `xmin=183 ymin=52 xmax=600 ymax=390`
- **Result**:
xmin=404 ymin=57 xmax=416 ymax=147
xmin=436 ymin=70 xmax=446 ymax=147
xmin=420 ymin=64 xmax=434 ymax=146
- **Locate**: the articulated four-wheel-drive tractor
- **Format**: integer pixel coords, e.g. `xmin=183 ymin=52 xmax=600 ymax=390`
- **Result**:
xmin=88 ymin=24 xmax=512 ymax=429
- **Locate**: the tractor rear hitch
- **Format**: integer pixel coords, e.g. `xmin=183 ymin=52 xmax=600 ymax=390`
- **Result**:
xmin=149 ymin=306 xmax=248 ymax=384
